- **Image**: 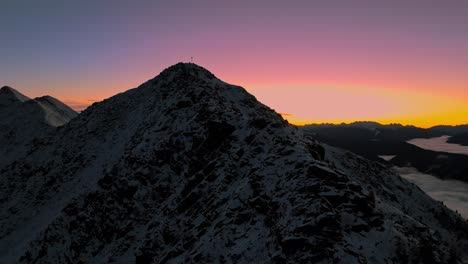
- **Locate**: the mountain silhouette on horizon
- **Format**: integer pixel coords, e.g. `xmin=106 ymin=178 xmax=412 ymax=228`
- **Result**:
xmin=1 ymin=63 xmax=467 ymax=263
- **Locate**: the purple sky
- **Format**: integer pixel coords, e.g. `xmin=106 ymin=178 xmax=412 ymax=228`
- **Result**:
xmin=1 ymin=0 xmax=468 ymax=126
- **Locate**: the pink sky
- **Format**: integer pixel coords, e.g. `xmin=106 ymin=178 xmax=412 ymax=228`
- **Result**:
xmin=2 ymin=1 xmax=467 ymax=127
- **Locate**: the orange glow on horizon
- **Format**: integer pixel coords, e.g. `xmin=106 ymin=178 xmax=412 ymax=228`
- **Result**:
xmin=21 ymin=62 xmax=466 ymax=129
xmin=281 ymin=113 xmax=468 ymax=129
xmin=57 ymin=79 xmax=468 ymax=129
xmin=4 ymin=1 xmax=468 ymax=129
xmin=244 ymin=83 xmax=468 ymax=128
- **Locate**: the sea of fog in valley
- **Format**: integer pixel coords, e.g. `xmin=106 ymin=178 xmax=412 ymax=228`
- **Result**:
xmin=395 ymin=136 xmax=468 ymax=219
xmin=407 ymin=135 xmax=468 ymax=155
xmin=396 ymin=167 xmax=468 ymax=219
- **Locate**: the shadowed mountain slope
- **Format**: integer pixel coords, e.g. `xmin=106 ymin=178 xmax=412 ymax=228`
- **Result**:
xmin=1 ymin=64 xmax=466 ymax=263
xmin=0 ymin=86 xmax=77 ymax=165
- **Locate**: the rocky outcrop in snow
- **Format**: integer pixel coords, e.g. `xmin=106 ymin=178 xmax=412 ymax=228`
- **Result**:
xmin=0 ymin=64 xmax=467 ymax=263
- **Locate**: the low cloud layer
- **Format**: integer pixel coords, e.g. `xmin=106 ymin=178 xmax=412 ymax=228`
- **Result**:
xmin=396 ymin=167 xmax=468 ymax=219
xmin=407 ymin=135 xmax=468 ymax=155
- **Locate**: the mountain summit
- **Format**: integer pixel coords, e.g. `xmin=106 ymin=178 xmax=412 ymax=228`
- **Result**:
xmin=157 ymin=62 xmax=217 ymax=79
xmin=0 ymin=86 xmax=30 ymax=108
xmin=0 ymin=64 xmax=467 ymax=263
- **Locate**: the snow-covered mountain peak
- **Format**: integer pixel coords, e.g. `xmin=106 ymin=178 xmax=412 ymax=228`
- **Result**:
xmin=0 ymin=88 xmax=78 ymax=166
xmin=160 ymin=62 xmax=215 ymax=76
xmin=34 ymin=95 xmax=55 ymax=101
xmin=1 ymin=65 xmax=467 ymax=263
xmin=0 ymin=86 xmax=30 ymax=107
xmin=151 ymin=62 xmax=219 ymax=86
xmin=1 ymin=85 xmax=11 ymax=91
xmin=1 ymin=85 xmax=16 ymax=92
xmin=33 ymin=95 xmax=79 ymax=126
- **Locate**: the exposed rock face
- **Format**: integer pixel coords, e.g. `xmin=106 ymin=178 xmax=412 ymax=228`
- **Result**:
xmin=0 ymin=64 xmax=466 ymax=263
xmin=0 ymin=87 xmax=77 ymax=165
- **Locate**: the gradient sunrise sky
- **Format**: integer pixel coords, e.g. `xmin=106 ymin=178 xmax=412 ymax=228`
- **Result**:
xmin=1 ymin=0 xmax=467 ymax=127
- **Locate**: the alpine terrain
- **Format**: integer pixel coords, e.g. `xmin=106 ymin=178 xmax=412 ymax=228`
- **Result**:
xmin=0 ymin=63 xmax=467 ymax=263
xmin=0 ymin=86 xmax=77 ymax=166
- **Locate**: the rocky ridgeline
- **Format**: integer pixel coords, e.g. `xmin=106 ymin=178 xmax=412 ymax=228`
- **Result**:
xmin=0 ymin=64 xmax=467 ymax=263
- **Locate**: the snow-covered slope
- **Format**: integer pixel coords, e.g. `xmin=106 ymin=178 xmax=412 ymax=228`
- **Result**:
xmin=34 ymin=95 xmax=79 ymax=126
xmin=0 ymin=64 xmax=467 ymax=263
xmin=0 ymin=86 xmax=30 ymax=108
xmin=0 ymin=86 xmax=77 ymax=165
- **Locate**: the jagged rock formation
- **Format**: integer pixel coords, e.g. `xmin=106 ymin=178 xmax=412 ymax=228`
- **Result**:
xmin=0 ymin=64 xmax=467 ymax=263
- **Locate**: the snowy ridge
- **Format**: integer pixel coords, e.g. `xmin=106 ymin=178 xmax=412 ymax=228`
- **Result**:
xmin=0 ymin=86 xmax=30 ymax=108
xmin=0 ymin=87 xmax=78 ymax=166
xmin=34 ymin=96 xmax=78 ymax=127
xmin=1 ymin=63 xmax=467 ymax=263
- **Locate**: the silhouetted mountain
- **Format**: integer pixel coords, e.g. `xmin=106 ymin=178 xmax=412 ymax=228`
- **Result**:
xmin=429 ymin=125 xmax=468 ymax=135
xmin=0 ymin=87 xmax=77 ymax=165
xmin=1 ymin=64 xmax=467 ymax=263
xmin=0 ymin=86 xmax=30 ymax=107
xmin=304 ymin=122 xmax=441 ymax=142
xmin=448 ymin=132 xmax=468 ymax=146
xmin=428 ymin=125 xmax=468 ymax=146
xmin=302 ymin=123 xmax=468 ymax=182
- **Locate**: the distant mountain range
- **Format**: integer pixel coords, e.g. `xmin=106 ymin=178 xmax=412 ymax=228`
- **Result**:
xmin=1 ymin=65 xmax=467 ymax=263
xmin=430 ymin=124 xmax=468 ymax=136
xmin=303 ymin=121 xmax=441 ymax=141
xmin=305 ymin=121 xmax=468 ymax=139
xmin=448 ymin=132 xmax=468 ymax=146
xmin=430 ymin=125 xmax=468 ymax=146
xmin=302 ymin=122 xmax=468 ymax=182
